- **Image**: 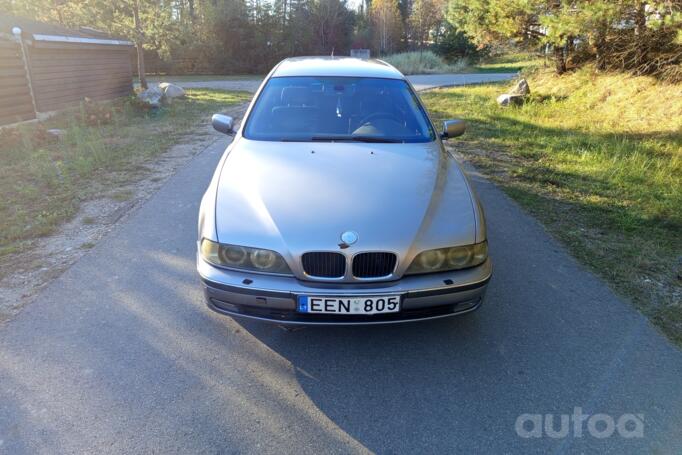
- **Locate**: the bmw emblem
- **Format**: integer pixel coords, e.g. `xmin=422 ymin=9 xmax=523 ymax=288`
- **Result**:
xmin=340 ymin=231 xmax=359 ymax=247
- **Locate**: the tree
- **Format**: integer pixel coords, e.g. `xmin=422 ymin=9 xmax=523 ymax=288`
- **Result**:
xmin=435 ymin=22 xmax=485 ymax=62
xmin=409 ymin=0 xmax=444 ymax=50
xmin=446 ymin=0 xmax=682 ymax=77
xmin=371 ymin=0 xmax=402 ymax=54
xmin=447 ymin=0 xmax=569 ymax=73
xmin=132 ymin=1 xmax=147 ymax=89
xmin=311 ymin=0 xmax=355 ymax=54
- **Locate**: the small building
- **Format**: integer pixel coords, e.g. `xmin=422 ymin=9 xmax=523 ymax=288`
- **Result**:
xmin=0 ymin=15 xmax=134 ymax=126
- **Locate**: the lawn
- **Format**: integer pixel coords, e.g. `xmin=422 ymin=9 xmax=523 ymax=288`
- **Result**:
xmin=422 ymin=66 xmax=682 ymax=344
xmin=466 ymin=52 xmax=544 ymax=74
xmin=0 ymin=89 xmax=252 ymax=259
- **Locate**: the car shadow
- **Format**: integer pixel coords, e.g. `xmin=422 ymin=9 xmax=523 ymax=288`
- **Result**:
xmin=235 ymin=312 xmax=511 ymax=453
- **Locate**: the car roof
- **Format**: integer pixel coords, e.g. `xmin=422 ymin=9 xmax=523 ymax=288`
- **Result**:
xmin=271 ymin=56 xmax=405 ymax=80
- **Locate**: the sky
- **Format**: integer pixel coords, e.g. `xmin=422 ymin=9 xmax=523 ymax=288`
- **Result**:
xmin=346 ymin=0 xmax=363 ymax=11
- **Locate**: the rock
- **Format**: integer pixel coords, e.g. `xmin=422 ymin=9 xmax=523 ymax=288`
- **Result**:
xmin=137 ymin=86 xmax=164 ymax=108
xmin=496 ymin=93 xmax=525 ymax=107
xmin=509 ymin=78 xmax=530 ymax=96
xmin=46 ymin=129 xmax=66 ymax=140
xmin=159 ymin=82 xmax=186 ymax=99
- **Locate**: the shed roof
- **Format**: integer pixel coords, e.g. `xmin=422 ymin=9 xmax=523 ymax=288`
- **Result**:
xmin=0 ymin=15 xmax=133 ymax=46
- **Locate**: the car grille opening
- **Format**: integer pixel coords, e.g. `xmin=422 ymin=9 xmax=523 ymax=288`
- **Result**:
xmin=301 ymin=252 xmax=346 ymax=278
xmin=352 ymin=252 xmax=397 ymax=278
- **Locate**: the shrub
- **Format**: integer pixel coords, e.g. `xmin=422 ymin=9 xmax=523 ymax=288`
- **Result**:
xmin=382 ymin=51 xmax=466 ymax=74
xmin=435 ymin=24 xmax=488 ymax=63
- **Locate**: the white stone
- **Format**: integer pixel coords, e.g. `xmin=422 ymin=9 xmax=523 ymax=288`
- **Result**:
xmin=159 ymin=82 xmax=186 ymax=99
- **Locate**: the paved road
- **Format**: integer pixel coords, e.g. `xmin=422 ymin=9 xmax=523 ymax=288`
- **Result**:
xmin=172 ymin=73 xmax=518 ymax=93
xmin=408 ymin=73 xmax=517 ymax=90
xmin=1 ymin=81 xmax=681 ymax=454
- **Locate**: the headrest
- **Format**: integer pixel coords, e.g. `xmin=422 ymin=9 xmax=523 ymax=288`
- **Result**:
xmin=281 ymin=86 xmax=312 ymax=106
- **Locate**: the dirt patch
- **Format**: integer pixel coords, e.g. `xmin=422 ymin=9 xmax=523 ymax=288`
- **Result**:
xmin=0 ymin=103 xmax=247 ymax=323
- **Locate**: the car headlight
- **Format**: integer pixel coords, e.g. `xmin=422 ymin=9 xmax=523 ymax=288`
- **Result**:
xmin=406 ymin=241 xmax=488 ymax=275
xmin=200 ymin=239 xmax=292 ymax=275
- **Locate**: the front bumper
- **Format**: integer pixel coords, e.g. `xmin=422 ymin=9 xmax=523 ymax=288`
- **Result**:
xmin=198 ymin=256 xmax=492 ymax=325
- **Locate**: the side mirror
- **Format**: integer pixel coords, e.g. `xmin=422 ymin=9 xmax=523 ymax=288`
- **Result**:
xmin=441 ymin=119 xmax=466 ymax=139
xmin=212 ymin=114 xmax=234 ymax=135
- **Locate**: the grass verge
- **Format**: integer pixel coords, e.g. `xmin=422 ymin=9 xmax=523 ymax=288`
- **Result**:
xmin=382 ymin=51 xmax=467 ymax=75
xmin=422 ymin=66 xmax=682 ymax=345
xmin=467 ymin=52 xmax=543 ymax=74
xmin=0 ymin=89 xmax=252 ymax=259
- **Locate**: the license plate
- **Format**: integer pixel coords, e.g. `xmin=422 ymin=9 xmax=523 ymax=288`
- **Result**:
xmin=297 ymin=295 xmax=401 ymax=315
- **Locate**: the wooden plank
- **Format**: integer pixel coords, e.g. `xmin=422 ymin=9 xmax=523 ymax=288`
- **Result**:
xmin=0 ymin=76 xmax=31 ymax=89
xmin=29 ymin=51 xmax=131 ymax=62
xmin=0 ymin=114 xmax=35 ymax=126
xmin=30 ymin=68 xmax=133 ymax=81
xmin=31 ymin=61 xmax=131 ymax=74
xmin=30 ymin=51 xmax=129 ymax=60
xmin=29 ymin=58 xmax=132 ymax=71
xmin=0 ymin=85 xmax=31 ymax=98
xmin=36 ymin=84 xmax=132 ymax=106
xmin=0 ymin=72 xmax=27 ymax=83
xmin=30 ymin=60 xmax=132 ymax=72
xmin=0 ymin=49 xmax=21 ymax=59
xmin=0 ymin=104 xmax=34 ymax=119
xmin=32 ymin=80 xmax=132 ymax=94
xmin=29 ymin=61 xmax=132 ymax=74
xmin=36 ymin=75 xmax=130 ymax=87
xmin=37 ymin=89 xmax=131 ymax=112
xmin=42 ymin=82 xmax=132 ymax=100
xmin=31 ymin=71 xmax=132 ymax=83
xmin=0 ymin=60 xmax=25 ymax=71
xmin=0 ymin=68 xmax=27 ymax=78
xmin=0 ymin=102 xmax=34 ymax=118
xmin=31 ymin=42 xmax=134 ymax=52
xmin=0 ymin=93 xmax=33 ymax=107
xmin=0 ymin=40 xmax=19 ymax=50
xmin=32 ymin=72 xmax=132 ymax=85
xmin=29 ymin=50 xmax=131 ymax=63
xmin=0 ymin=111 xmax=35 ymax=126
xmin=32 ymin=77 xmax=132 ymax=97
xmin=36 ymin=84 xmax=132 ymax=107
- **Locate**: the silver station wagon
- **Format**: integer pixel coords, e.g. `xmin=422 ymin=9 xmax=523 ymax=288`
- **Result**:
xmin=197 ymin=57 xmax=491 ymax=325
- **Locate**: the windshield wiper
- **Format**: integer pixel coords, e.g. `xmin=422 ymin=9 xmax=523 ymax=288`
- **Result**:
xmin=350 ymin=135 xmax=404 ymax=143
xmin=310 ymin=135 xmax=404 ymax=143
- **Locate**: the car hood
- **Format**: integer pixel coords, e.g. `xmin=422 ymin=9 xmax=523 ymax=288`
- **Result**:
xmin=215 ymin=138 xmax=477 ymax=277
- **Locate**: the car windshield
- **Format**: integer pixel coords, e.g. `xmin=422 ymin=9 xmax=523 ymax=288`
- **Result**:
xmin=243 ymin=76 xmax=436 ymax=143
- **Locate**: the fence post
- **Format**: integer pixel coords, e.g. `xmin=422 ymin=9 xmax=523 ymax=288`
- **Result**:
xmin=12 ymin=27 xmax=38 ymax=118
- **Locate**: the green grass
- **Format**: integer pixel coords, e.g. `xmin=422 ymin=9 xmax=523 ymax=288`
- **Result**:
xmin=110 ymin=190 xmax=135 ymax=202
xmin=382 ymin=51 xmax=467 ymax=75
xmin=0 ymin=89 xmax=252 ymax=262
xmin=382 ymin=50 xmax=543 ymax=75
xmin=467 ymin=52 xmax=544 ymax=74
xmin=422 ymin=66 xmax=682 ymax=344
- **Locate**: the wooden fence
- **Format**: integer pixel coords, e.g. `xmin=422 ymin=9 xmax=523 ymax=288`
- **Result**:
xmin=0 ymin=37 xmax=36 ymax=126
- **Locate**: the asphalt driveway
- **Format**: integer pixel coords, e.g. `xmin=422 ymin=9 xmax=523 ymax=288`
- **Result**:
xmin=1 ymin=80 xmax=681 ymax=454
